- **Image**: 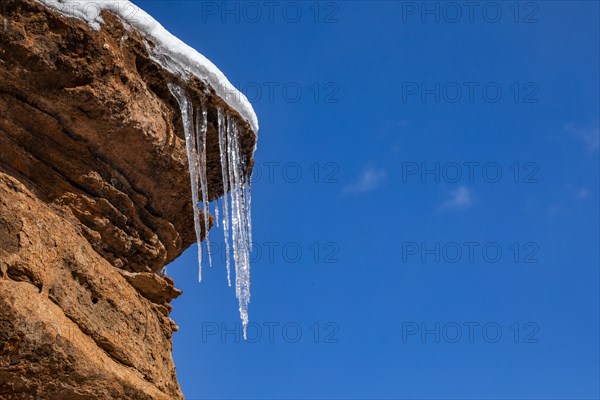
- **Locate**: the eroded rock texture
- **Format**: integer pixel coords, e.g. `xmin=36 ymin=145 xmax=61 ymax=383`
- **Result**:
xmin=0 ymin=0 xmax=256 ymax=398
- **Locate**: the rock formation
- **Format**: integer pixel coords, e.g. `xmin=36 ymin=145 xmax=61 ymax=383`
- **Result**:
xmin=0 ymin=0 xmax=257 ymax=398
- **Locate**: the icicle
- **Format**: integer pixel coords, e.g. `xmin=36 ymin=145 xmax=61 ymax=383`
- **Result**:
xmin=196 ymin=104 xmax=212 ymax=269
xmin=217 ymin=108 xmax=232 ymax=287
xmin=243 ymin=170 xmax=253 ymax=250
xmin=215 ymin=202 xmax=220 ymax=228
xmin=225 ymin=115 xmax=251 ymax=340
xmin=168 ymin=83 xmax=203 ymax=282
xmin=169 ymin=88 xmax=253 ymax=339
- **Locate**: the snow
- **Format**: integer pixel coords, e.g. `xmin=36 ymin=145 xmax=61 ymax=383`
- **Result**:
xmin=35 ymin=0 xmax=259 ymax=133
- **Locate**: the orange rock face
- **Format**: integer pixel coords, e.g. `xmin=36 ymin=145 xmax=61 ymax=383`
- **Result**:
xmin=0 ymin=0 xmax=256 ymax=398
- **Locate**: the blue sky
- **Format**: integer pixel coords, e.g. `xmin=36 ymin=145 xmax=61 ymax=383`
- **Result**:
xmin=135 ymin=1 xmax=599 ymax=399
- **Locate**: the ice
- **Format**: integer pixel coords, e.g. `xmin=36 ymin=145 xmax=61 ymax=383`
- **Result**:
xmin=196 ymin=105 xmax=212 ymax=269
xmin=169 ymin=87 xmax=253 ymax=335
xmin=36 ymin=0 xmax=259 ymax=133
xmin=216 ymin=108 xmax=252 ymax=337
xmin=244 ymin=178 xmax=253 ymax=247
xmin=167 ymin=83 xmax=203 ymax=282
xmin=215 ymin=202 xmax=220 ymax=228
xmin=225 ymin=115 xmax=251 ymax=339
xmin=217 ymin=108 xmax=232 ymax=287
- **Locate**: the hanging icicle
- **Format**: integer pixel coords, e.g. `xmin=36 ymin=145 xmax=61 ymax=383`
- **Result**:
xmin=169 ymin=84 xmax=253 ymax=339
xmin=196 ymin=104 xmax=212 ymax=269
xmin=168 ymin=83 xmax=203 ymax=282
xmin=244 ymin=180 xmax=253 ymax=247
xmin=215 ymin=202 xmax=220 ymax=228
xmin=224 ymin=114 xmax=252 ymax=339
xmin=217 ymin=108 xmax=232 ymax=288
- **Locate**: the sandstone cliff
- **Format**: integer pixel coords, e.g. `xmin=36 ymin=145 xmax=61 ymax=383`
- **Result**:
xmin=0 ymin=1 xmax=257 ymax=398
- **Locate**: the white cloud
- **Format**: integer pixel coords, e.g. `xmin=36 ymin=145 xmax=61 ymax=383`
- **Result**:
xmin=343 ymin=167 xmax=386 ymax=194
xmin=565 ymin=123 xmax=599 ymax=151
xmin=440 ymin=185 xmax=475 ymax=210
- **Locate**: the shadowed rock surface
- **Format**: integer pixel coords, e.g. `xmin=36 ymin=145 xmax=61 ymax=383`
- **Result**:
xmin=0 ymin=0 xmax=257 ymax=398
